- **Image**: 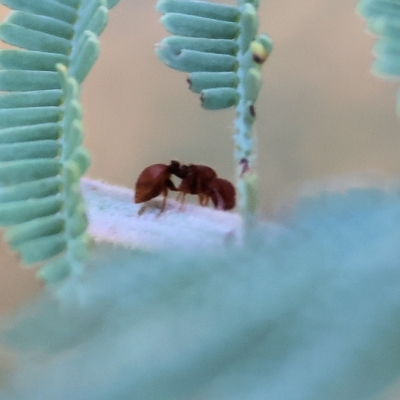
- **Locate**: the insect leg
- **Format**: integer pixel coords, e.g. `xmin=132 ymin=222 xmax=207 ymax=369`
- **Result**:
xmin=160 ymin=187 xmax=168 ymax=213
xmin=213 ymin=190 xmax=225 ymax=210
xmin=138 ymin=203 xmax=148 ymax=216
xmin=198 ymin=193 xmax=207 ymax=206
xmin=178 ymin=192 xmax=186 ymax=210
xmin=166 ymin=178 xmax=178 ymax=191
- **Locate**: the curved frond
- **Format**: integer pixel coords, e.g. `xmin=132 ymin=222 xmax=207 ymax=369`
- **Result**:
xmin=0 ymin=66 xmax=89 ymax=282
xmin=0 ymin=0 xmax=120 ymax=83
xmin=357 ymin=0 xmax=400 ymax=77
xmin=156 ymin=0 xmax=273 ymax=218
xmin=357 ymin=0 xmax=400 ymax=114
xmin=0 ymin=0 xmax=120 ymax=282
xmin=156 ymin=0 xmax=272 ymax=111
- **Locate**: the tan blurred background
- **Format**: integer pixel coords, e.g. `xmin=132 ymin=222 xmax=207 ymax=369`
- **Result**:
xmin=1 ymin=1 xmax=400 ymax=397
xmin=82 ymin=0 xmax=400 ymax=215
xmin=0 ymin=0 xmax=399 ymax=317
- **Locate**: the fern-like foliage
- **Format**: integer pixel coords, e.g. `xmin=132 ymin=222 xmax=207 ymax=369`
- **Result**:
xmin=357 ymin=0 xmax=400 ymax=114
xmin=156 ymin=0 xmax=272 ymax=111
xmin=156 ymin=0 xmax=273 ymax=220
xmin=0 ymin=0 xmax=120 ymax=282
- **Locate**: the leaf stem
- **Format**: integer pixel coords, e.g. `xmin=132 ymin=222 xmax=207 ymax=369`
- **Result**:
xmin=235 ymin=0 xmax=259 ymax=225
xmin=234 ymin=1 xmax=272 ymax=226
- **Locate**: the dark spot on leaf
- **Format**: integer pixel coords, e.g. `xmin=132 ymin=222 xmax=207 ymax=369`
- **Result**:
xmin=249 ymin=104 xmax=256 ymax=117
xmin=239 ymin=158 xmax=249 ymax=176
xmin=253 ymin=54 xmax=264 ymax=64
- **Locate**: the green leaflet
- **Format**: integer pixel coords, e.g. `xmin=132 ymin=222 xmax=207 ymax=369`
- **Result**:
xmin=0 ymin=141 xmax=61 ymax=161
xmin=0 ymin=106 xmax=61 ymax=128
xmin=0 ymin=177 xmax=61 ymax=202
xmin=357 ymin=0 xmax=400 ymax=115
xmin=66 ymin=205 xmax=88 ymax=236
xmin=0 ymin=0 xmax=77 ymax=24
xmin=0 ymin=123 xmax=61 ymax=143
xmin=157 ymin=46 xmax=238 ymax=72
xmin=161 ymin=14 xmax=239 ymax=39
xmin=158 ymin=37 xmax=238 ymax=56
xmin=7 ymin=12 xmax=75 ymax=39
xmin=69 ymin=31 xmax=100 ymax=83
xmin=0 ymin=159 xmax=62 ymax=185
xmin=63 ymin=121 xmax=84 ymax=158
xmin=0 ymin=70 xmax=60 ymax=91
xmin=0 ymin=23 xmax=72 ymax=54
xmin=188 ymin=72 xmax=239 ymax=93
xmin=36 ymin=233 xmax=90 ymax=281
xmin=157 ymin=0 xmax=240 ymax=21
xmin=0 ymin=0 xmax=120 ymax=282
xmin=0 ymin=50 xmax=69 ymax=72
xmin=0 ymin=91 xmax=63 ymax=108
xmin=4 ymin=215 xmax=65 ymax=247
xmin=74 ymin=2 xmax=108 ymax=38
xmin=16 ymin=233 xmax=67 ymax=264
xmin=58 ymin=0 xmax=80 ymax=7
xmin=0 ymin=195 xmax=63 ymax=225
xmin=201 ymin=87 xmax=240 ymax=110
xmin=35 ymin=257 xmax=71 ymax=282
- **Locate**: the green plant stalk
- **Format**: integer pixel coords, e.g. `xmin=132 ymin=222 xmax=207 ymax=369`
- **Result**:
xmin=234 ymin=0 xmax=271 ymax=224
xmin=156 ymin=0 xmax=272 ymax=223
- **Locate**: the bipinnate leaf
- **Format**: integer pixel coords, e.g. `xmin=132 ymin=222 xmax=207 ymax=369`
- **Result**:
xmin=357 ymin=0 xmax=400 ymax=115
xmin=2 ymin=186 xmax=400 ymax=399
xmin=0 ymin=0 xmax=118 ymax=85
xmin=0 ymin=0 xmax=120 ymax=282
xmin=156 ymin=0 xmax=272 ymax=111
xmin=0 ymin=66 xmax=90 ymax=281
xmin=156 ymin=0 xmax=273 ymax=218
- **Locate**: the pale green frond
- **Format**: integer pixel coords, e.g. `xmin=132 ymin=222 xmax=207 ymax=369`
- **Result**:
xmin=156 ymin=0 xmax=273 ymax=219
xmin=156 ymin=0 xmax=272 ymax=111
xmin=357 ymin=0 xmax=400 ymax=115
xmin=357 ymin=0 xmax=400 ymax=76
xmin=0 ymin=66 xmax=90 ymax=280
xmin=0 ymin=0 xmax=120 ymax=282
xmin=0 ymin=0 xmax=117 ymax=84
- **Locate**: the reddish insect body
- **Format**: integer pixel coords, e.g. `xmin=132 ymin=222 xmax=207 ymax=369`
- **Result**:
xmin=134 ymin=160 xmax=181 ymax=213
xmin=207 ymin=177 xmax=236 ymax=210
xmin=176 ymin=164 xmax=217 ymax=206
xmin=134 ymin=161 xmax=236 ymax=214
xmin=177 ymin=164 xmax=236 ymax=211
